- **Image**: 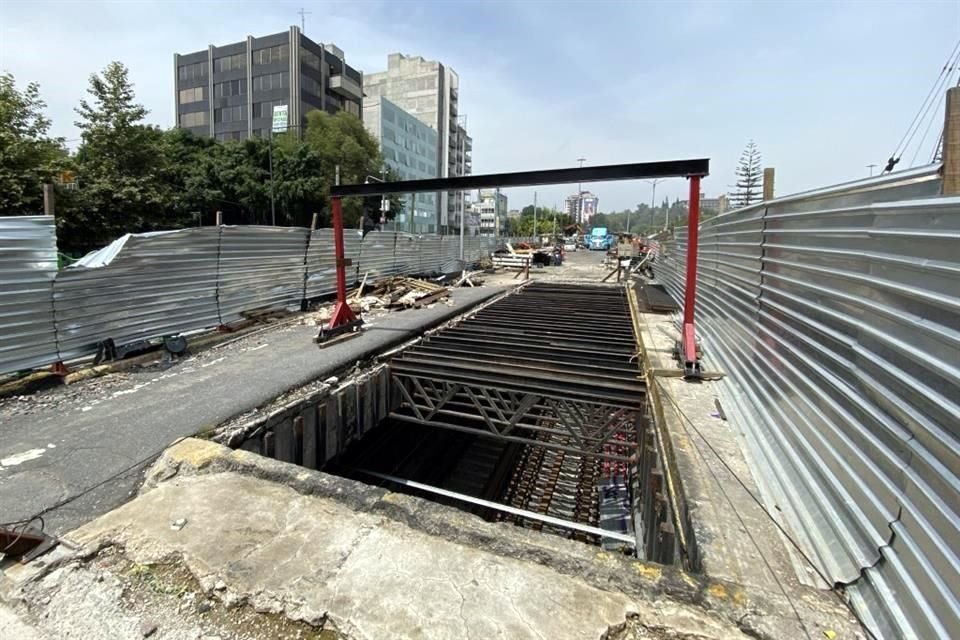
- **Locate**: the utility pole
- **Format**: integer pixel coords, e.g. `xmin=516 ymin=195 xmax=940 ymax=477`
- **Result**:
xmin=944 ymin=86 xmax=960 ymax=195
xmin=43 ymin=184 xmax=55 ymax=216
xmin=269 ymin=130 xmax=276 ymax=226
xmin=866 ymin=163 xmax=877 ymax=177
xmin=576 ymin=157 xmax=586 ymax=225
xmin=533 ymin=191 xmax=537 ymax=242
xmin=494 ymin=187 xmax=501 ymax=238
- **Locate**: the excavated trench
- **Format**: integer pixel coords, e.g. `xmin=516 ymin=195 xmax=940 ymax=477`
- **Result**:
xmin=218 ymin=283 xmax=696 ymax=568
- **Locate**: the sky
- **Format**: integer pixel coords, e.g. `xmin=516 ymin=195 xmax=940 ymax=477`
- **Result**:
xmin=1 ymin=0 xmax=958 ymax=212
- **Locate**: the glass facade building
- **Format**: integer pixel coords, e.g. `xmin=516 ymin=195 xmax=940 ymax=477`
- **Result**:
xmin=363 ymin=96 xmax=439 ymax=234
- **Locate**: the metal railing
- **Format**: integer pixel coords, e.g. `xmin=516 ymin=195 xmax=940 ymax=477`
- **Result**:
xmin=0 ymin=222 xmax=529 ymax=376
xmin=653 ymin=165 xmax=958 ymax=640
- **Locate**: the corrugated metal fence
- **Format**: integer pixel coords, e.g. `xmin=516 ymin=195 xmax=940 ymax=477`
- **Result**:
xmin=653 ymin=166 xmax=959 ymax=640
xmin=0 ymin=216 xmax=58 ymax=372
xmin=0 ymin=222 xmax=524 ymax=376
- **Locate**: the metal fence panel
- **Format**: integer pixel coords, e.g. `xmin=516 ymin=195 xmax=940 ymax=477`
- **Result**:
xmin=417 ymin=235 xmax=444 ymax=273
xmin=54 ymin=228 xmax=221 ymax=360
xmin=0 ymin=216 xmax=59 ymax=374
xmin=304 ymin=228 xmax=361 ymax=300
xmin=357 ymin=231 xmax=401 ymax=280
xmin=652 ymin=166 xmax=958 ymax=639
xmin=217 ymin=226 xmax=310 ymax=322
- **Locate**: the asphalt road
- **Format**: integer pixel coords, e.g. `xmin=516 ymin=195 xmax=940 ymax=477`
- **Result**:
xmin=0 ymin=286 xmax=509 ymax=534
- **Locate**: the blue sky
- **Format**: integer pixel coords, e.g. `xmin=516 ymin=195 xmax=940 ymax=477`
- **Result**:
xmin=1 ymin=0 xmax=958 ymax=211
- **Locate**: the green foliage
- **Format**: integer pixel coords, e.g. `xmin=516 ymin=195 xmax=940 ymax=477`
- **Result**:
xmin=506 ymin=207 xmax=570 ymax=236
xmin=61 ymin=62 xmax=176 ymax=251
xmin=3 ymin=62 xmax=387 ymax=253
xmin=729 ymin=140 xmax=762 ymax=209
xmin=0 ymin=73 xmax=67 ymax=212
xmin=302 ymin=110 xmax=383 ymax=227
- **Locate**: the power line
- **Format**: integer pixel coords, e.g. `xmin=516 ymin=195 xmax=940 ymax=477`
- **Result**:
xmin=888 ymin=38 xmax=960 ymax=171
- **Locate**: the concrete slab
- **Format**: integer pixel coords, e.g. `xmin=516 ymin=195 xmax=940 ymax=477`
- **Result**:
xmin=0 ymin=439 xmax=758 ymax=640
xmin=0 ymin=286 xmax=511 ymax=535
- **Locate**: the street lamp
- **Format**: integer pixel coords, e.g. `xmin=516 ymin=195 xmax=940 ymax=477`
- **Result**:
xmin=644 ymin=179 xmax=664 ymax=231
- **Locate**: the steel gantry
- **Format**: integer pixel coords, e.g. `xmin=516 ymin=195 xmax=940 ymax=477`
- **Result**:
xmin=326 ymin=158 xmax=709 ymax=377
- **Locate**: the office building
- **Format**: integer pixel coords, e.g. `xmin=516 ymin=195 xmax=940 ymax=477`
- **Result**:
xmin=564 ymin=191 xmax=599 ymax=224
xmin=679 ymin=194 xmax=723 ymax=212
xmin=472 ymin=189 xmax=507 ymax=235
xmin=364 ymin=53 xmax=472 ymax=231
xmin=174 ymin=26 xmax=363 ymax=141
xmin=363 ymin=96 xmax=439 ymax=233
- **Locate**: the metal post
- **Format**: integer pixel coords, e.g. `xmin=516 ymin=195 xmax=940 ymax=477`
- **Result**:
xmin=681 ymin=175 xmax=702 ymax=379
xmin=459 ymin=190 xmax=465 ymax=261
xmin=269 ymin=130 xmax=276 ymax=226
xmin=215 ymin=210 xmax=223 ymax=226
xmin=323 ymin=196 xmax=360 ymax=335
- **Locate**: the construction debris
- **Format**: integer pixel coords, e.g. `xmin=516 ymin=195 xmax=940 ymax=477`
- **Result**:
xmin=310 ymin=276 xmax=453 ymax=325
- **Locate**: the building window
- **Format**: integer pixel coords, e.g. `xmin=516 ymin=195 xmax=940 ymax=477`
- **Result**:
xmin=178 ymin=62 xmax=207 ymax=81
xmin=179 ymin=86 xmax=204 ymax=104
xmin=214 ymin=105 xmax=244 ymax=124
xmin=301 ymin=47 xmax=320 ymax=71
xmin=253 ymin=44 xmax=289 ymax=66
xmin=180 ymin=111 xmax=208 ymax=127
xmin=214 ymin=53 xmax=246 ymax=73
xmin=252 ymin=72 xmax=289 ymax=92
xmin=214 ymin=79 xmax=247 ymax=98
xmin=302 ymin=75 xmax=323 ymax=97
xmin=216 ymin=131 xmax=246 ymax=142
xmin=345 ymin=100 xmax=359 ymax=117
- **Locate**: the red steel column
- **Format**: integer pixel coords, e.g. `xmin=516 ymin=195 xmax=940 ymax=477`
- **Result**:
xmin=682 ymin=175 xmax=701 ymax=370
xmin=332 ymin=196 xmax=348 ymax=304
xmin=327 ymin=195 xmax=358 ymax=329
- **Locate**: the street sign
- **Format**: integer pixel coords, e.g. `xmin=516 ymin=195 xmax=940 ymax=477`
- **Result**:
xmin=272 ymin=104 xmax=288 ymax=133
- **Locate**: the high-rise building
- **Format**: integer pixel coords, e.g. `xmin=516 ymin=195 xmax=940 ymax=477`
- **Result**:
xmin=564 ymin=191 xmax=599 ymax=224
xmin=364 ymin=54 xmax=472 ymax=232
xmin=471 ymin=189 xmax=507 ymax=235
xmin=173 ymin=26 xmax=363 ymax=141
xmin=362 ymin=96 xmax=439 ymax=233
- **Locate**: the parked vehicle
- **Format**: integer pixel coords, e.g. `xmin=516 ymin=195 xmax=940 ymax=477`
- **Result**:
xmin=588 ymin=227 xmax=614 ymax=251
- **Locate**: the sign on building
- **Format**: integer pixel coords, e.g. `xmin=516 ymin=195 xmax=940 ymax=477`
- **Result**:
xmin=272 ymin=104 xmax=288 ymax=133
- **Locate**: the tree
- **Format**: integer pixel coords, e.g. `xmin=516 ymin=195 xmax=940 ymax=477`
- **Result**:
xmin=63 ymin=62 xmax=173 ymax=251
xmin=0 ymin=73 xmax=67 ymax=213
xmin=729 ymin=140 xmax=762 ymax=209
xmin=361 ymin=165 xmax=404 ymax=228
xmin=303 ymin=110 xmax=383 ymax=227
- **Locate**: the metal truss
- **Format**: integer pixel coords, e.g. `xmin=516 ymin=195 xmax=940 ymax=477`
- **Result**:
xmin=390 ymin=374 xmax=639 ymax=461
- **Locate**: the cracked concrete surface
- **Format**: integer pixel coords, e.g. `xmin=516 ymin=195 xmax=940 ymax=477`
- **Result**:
xmin=0 ymin=438 xmax=765 ymax=640
xmin=58 ymin=471 xmax=746 ymax=640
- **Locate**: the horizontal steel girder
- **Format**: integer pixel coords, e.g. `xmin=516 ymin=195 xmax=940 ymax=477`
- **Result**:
xmin=387 ymin=283 xmax=646 ymax=456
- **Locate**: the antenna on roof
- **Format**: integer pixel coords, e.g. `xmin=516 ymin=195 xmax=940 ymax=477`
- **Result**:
xmin=297 ymin=7 xmax=311 ymax=32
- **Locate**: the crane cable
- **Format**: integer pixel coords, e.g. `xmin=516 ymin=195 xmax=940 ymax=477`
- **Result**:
xmin=886 ymin=38 xmax=960 ymax=172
